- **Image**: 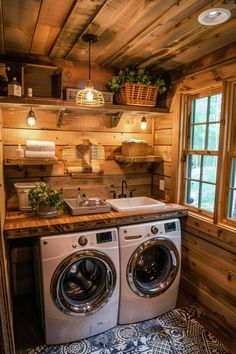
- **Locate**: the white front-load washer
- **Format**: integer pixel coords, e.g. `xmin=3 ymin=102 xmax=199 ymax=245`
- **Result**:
xmin=34 ymin=228 xmax=120 ymax=344
xmin=118 ymin=218 xmax=181 ymax=324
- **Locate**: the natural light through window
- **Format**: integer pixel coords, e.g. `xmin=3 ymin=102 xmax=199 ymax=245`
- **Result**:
xmin=228 ymin=158 xmax=236 ymax=220
xmin=184 ymin=93 xmax=222 ymax=213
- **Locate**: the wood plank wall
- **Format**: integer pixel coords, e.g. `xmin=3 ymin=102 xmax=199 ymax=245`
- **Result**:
xmin=152 ymin=93 xmax=180 ymax=202
xmin=3 ymin=109 xmax=154 ymax=209
xmin=172 ymin=59 xmax=236 ymax=333
xmin=2 ymin=102 xmax=156 ymax=297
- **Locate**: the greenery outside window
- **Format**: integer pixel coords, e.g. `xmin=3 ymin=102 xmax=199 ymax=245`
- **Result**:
xmin=183 ymin=92 xmax=222 ymax=215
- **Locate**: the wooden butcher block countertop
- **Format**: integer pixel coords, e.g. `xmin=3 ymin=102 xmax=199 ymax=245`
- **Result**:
xmin=4 ymin=203 xmax=188 ymax=240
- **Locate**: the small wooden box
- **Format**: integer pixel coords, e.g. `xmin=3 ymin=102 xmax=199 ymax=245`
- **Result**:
xmin=122 ymin=142 xmax=149 ymax=156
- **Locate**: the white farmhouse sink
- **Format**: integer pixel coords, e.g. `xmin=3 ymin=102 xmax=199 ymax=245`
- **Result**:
xmin=105 ymin=196 xmax=165 ymax=212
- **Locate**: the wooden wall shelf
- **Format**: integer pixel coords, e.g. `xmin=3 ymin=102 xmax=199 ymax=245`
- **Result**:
xmin=114 ymin=155 xmax=162 ymax=165
xmin=0 ymin=96 xmax=169 ymax=115
xmin=5 ymin=157 xmax=58 ymax=166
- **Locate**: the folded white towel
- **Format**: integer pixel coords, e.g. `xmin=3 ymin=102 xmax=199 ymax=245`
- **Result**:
xmin=26 ymin=140 xmax=55 ymax=151
xmin=25 ymin=150 xmax=56 ymax=158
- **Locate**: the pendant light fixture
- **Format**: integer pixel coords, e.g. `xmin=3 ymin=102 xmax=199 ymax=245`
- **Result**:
xmin=27 ymin=107 xmax=36 ymax=126
xmin=141 ymin=114 xmax=147 ymax=130
xmin=76 ymin=33 xmax=104 ymax=107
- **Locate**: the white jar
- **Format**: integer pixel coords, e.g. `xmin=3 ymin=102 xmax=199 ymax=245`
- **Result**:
xmin=16 ymin=144 xmax=24 ymax=158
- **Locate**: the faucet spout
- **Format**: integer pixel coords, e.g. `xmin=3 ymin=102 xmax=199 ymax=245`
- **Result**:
xmin=119 ymin=179 xmax=128 ymax=198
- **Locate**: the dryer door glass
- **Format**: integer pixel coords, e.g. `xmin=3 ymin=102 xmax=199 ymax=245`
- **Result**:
xmin=51 ymin=250 xmax=116 ymax=316
xmin=127 ymin=238 xmax=179 ymax=297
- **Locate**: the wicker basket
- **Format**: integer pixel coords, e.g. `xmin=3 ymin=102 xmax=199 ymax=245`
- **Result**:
xmin=115 ymin=83 xmax=158 ymax=107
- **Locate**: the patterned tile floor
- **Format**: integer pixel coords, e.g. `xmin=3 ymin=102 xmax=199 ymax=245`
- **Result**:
xmin=26 ymin=306 xmax=231 ymax=354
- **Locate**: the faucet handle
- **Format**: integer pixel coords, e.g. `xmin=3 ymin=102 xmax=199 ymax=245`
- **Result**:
xmin=110 ymin=190 xmax=116 ymax=199
xmin=130 ymin=189 xmax=136 ymax=197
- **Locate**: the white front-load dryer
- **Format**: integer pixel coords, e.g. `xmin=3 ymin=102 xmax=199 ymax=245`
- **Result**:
xmin=35 ymin=228 xmax=119 ymax=344
xmin=118 ymin=219 xmax=181 ymax=324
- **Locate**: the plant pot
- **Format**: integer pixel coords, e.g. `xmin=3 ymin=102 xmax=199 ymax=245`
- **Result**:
xmin=37 ymin=205 xmax=58 ymax=218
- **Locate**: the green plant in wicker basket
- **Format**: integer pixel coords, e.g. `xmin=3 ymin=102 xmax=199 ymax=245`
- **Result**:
xmin=28 ymin=182 xmax=64 ymax=211
xmin=107 ymin=65 xmax=166 ymax=94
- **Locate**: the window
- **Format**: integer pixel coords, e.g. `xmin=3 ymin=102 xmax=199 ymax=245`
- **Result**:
xmin=183 ymin=92 xmax=222 ymax=215
xmin=180 ymin=81 xmax=236 ymax=225
xmin=228 ymin=158 xmax=236 ymax=220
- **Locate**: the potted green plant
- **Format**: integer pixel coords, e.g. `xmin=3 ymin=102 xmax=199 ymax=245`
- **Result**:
xmin=107 ymin=65 xmax=166 ymax=107
xmin=28 ymin=182 xmax=64 ymax=218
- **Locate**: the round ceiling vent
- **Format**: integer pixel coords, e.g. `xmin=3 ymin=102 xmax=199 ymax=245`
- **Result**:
xmin=198 ymin=8 xmax=231 ymax=25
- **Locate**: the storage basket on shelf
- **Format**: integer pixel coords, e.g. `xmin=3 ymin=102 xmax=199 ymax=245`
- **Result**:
xmin=115 ymin=83 xmax=159 ymax=107
xmin=122 ymin=141 xmax=149 ymax=156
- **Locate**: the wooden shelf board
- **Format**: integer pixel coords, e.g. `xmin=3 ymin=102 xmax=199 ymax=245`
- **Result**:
xmin=0 ymin=96 xmax=169 ymax=114
xmin=5 ymin=157 xmax=58 ymax=166
xmin=114 ymin=155 xmax=162 ymax=163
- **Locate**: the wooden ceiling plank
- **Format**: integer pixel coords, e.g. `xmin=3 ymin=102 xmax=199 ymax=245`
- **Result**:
xmin=105 ymin=0 xmax=235 ymax=68
xmin=67 ymin=0 xmax=174 ymax=63
xmin=99 ymin=0 xmax=211 ymax=67
xmin=153 ymin=18 xmax=236 ymax=73
xmin=2 ymin=0 xmax=41 ymax=54
xmin=30 ymin=0 xmax=74 ymax=56
xmin=139 ymin=6 xmax=236 ymax=68
xmin=49 ymin=0 xmax=107 ymax=59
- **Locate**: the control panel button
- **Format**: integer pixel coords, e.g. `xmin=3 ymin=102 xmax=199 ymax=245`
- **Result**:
xmin=78 ymin=236 xmax=88 ymax=246
xmin=151 ymin=225 xmax=159 ymax=234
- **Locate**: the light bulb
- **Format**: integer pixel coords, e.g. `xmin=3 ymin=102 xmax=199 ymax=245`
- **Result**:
xmin=86 ymin=90 xmax=94 ymax=101
xmin=208 ymin=11 xmax=218 ymax=17
xmin=27 ymin=116 xmax=36 ymax=126
xmin=141 ymin=116 xmax=147 ymax=130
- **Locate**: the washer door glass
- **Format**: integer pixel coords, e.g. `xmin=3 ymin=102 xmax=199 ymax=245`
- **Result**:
xmin=127 ymin=238 xmax=179 ymax=297
xmin=51 ymin=250 xmax=116 ymax=316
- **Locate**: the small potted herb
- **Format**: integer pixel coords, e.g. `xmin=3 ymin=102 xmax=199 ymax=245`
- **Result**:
xmin=28 ymin=182 xmax=64 ymax=218
xmin=107 ymin=65 xmax=166 ymax=107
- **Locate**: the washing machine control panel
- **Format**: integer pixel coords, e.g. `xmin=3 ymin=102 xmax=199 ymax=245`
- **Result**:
xmin=78 ymin=236 xmax=88 ymax=246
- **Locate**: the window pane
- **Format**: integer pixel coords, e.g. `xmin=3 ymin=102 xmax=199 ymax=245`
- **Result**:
xmin=187 ymin=155 xmax=201 ymax=180
xmin=228 ymin=189 xmax=236 ymax=220
xmin=207 ymin=123 xmax=220 ymax=150
xmin=202 ymin=156 xmax=218 ymax=183
xmin=209 ymin=94 xmax=222 ymax=122
xmin=192 ymin=97 xmax=208 ymax=123
xmin=200 ymin=183 xmax=216 ymax=212
xmin=230 ymin=158 xmax=236 ymax=188
xmin=185 ymin=180 xmax=199 ymax=207
xmin=191 ymin=124 xmax=206 ymax=150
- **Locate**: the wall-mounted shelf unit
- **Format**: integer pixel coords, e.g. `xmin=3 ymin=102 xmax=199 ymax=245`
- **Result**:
xmin=114 ymin=155 xmax=162 ymax=167
xmin=5 ymin=157 xmax=58 ymax=167
xmin=0 ymin=96 xmax=169 ymax=115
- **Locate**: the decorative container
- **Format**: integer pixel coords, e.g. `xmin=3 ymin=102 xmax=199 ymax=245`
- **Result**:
xmin=101 ymin=91 xmax=114 ymax=104
xmin=14 ymin=183 xmax=37 ymax=211
xmin=37 ymin=205 xmax=58 ymax=218
xmin=115 ymin=83 xmax=158 ymax=107
xmin=122 ymin=141 xmax=149 ymax=156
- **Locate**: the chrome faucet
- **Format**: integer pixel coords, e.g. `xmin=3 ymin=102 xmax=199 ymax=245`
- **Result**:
xmin=119 ymin=179 xmax=128 ymax=198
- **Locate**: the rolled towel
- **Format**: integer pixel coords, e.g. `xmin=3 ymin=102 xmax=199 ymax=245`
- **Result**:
xmin=26 ymin=140 xmax=55 ymax=151
xmin=25 ymin=150 xmax=56 ymax=158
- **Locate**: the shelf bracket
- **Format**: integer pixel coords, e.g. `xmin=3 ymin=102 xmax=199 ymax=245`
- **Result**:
xmin=111 ymin=111 xmax=123 ymax=128
xmin=57 ymin=108 xmax=66 ymax=127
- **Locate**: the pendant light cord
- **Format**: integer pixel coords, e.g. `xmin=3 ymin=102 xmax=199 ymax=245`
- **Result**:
xmin=88 ymin=40 xmax=91 ymax=81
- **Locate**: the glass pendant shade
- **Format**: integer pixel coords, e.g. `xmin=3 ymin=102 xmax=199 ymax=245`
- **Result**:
xmin=27 ymin=107 xmax=36 ymax=126
xmin=141 ymin=115 xmax=147 ymax=130
xmin=76 ymin=34 xmax=104 ymax=107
